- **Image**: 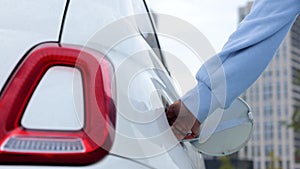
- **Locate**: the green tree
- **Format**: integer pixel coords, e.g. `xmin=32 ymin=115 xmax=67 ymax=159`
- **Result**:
xmin=281 ymin=104 xmax=300 ymax=163
xmin=288 ymin=106 xmax=300 ymax=132
xmin=291 ymin=106 xmax=300 ymax=163
xmin=295 ymin=149 xmax=300 ymax=163
xmin=219 ymin=156 xmax=235 ymax=169
xmin=266 ymin=151 xmax=282 ymax=169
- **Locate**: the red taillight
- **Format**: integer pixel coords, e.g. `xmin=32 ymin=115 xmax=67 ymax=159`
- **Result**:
xmin=0 ymin=43 xmax=115 ymax=165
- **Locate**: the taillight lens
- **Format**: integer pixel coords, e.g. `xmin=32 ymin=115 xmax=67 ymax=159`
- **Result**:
xmin=0 ymin=43 xmax=115 ymax=165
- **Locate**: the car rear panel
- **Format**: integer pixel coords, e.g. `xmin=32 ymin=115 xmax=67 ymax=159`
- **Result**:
xmin=0 ymin=0 xmax=66 ymax=92
xmin=61 ymin=1 xmax=201 ymax=168
xmin=0 ymin=155 xmax=152 ymax=169
xmin=0 ymin=0 xmax=205 ymax=168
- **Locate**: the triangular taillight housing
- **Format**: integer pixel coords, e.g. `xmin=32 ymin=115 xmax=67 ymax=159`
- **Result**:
xmin=0 ymin=43 xmax=115 ymax=165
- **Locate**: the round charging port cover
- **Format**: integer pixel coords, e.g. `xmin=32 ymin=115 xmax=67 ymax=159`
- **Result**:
xmin=183 ymin=98 xmax=253 ymax=156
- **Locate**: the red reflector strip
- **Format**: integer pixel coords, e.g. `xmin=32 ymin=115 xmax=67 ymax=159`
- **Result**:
xmin=0 ymin=43 xmax=115 ymax=165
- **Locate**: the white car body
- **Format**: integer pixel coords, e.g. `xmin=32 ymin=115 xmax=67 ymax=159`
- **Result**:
xmin=0 ymin=0 xmax=206 ymax=168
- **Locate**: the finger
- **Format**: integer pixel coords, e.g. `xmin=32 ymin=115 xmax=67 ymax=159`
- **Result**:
xmin=167 ymin=116 xmax=176 ymax=126
xmin=166 ymin=108 xmax=176 ymax=119
xmin=166 ymin=101 xmax=181 ymax=116
xmin=166 ymin=105 xmax=175 ymax=118
xmin=184 ymin=133 xmax=195 ymax=140
xmin=191 ymin=120 xmax=201 ymax=137
xmin=171 ymin=125 xmax=186 ymax=141
xmin=166 ymin=106 xmax=176 ymax=124
xmin=166 ymin=101 xmax=181 ymax=126
xmin=178 ymin=101 xmax=200 ymax=137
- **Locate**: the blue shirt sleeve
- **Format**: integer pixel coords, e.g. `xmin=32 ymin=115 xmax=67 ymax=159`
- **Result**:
xmin=181 ymin=0 xmax=300 ymax=123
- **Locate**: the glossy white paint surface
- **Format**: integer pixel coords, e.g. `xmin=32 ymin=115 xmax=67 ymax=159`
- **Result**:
xmin=0 ymin=0 xmax=208 ymax=168
xmin=61 ymin=0 xmax=205 ymax=168
xmin=0 ymin=155 xmax=152 ymax=169
xmin=0 ymin=0 xmax=66 ymax=91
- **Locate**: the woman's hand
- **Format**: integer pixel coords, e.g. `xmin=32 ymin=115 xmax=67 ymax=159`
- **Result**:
xmin=166 ymin=100 xmax=201 ymax=141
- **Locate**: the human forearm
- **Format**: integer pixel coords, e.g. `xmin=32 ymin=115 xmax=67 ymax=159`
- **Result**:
xmin=182 ymin=0 xmax=300 ymax=122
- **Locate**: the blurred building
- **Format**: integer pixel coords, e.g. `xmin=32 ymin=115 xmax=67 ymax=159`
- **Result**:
xmin=238 ymin=1 xmax=253 ymax=23
xmin=240 ymin=1 xmax=300 ymax=169
xmin=204 ymin=153 xmax=253 ymax=169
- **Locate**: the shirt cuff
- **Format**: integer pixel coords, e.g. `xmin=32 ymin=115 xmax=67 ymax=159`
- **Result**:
xmin=181 ymin=82 xmax=221 ymax=123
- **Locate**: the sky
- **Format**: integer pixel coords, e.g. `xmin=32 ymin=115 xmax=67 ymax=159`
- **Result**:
xmin=149 ymin=0 xmax=250 ymax=52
